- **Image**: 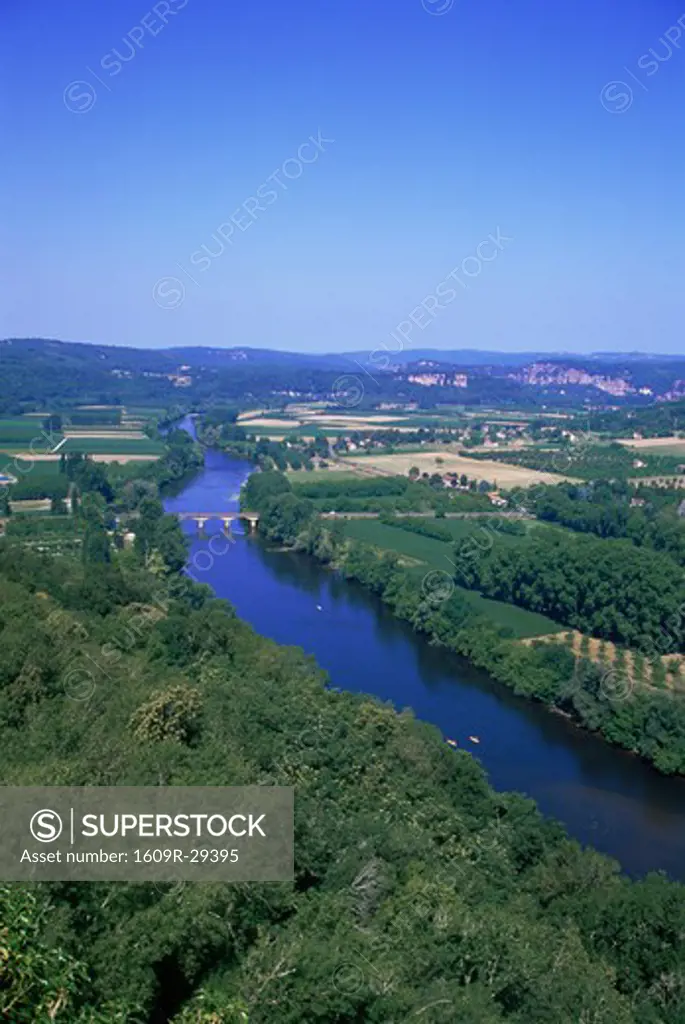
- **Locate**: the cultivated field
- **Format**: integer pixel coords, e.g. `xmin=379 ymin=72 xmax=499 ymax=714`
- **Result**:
xmin=618 ymin=436 xmax=685 ymax=456
xmin=60 ymin=437 xmax=164 ymax=455
xmin=240 ymin=413 xmax=420 ymax=432
xmin=299 ymin=414 xmax=411 ymax=427
xmin=88 ymin=454 xmax=160 ymax=464
xmin=237 ymin=416 xmax=299 ymax=429
xmin=617 ymin=436 xmax=685 ymax=448
xmin=62 ymin=430 xmax=148 ymax=440
xmin=287 ymin=467 xmax=364 ymax=480
xmin=521 ymin=630 xmax=685 ymax=693
xmin=339 ymin=451 xmax=576 ymax=487
xmin=9 ymin=453 xmax=160 ymax=465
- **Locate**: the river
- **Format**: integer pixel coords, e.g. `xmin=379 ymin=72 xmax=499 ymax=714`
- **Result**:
xmin=164 ymin=420 xmax=685 ymax=879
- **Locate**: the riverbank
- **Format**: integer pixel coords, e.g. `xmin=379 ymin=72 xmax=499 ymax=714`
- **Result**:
xmin=163 ymin=432 xmax=685 ymax=878
xmin=5 ymin=525 xmax=685 ymax=1021
xmin=242 ymin=469 xmax=685 ymax=779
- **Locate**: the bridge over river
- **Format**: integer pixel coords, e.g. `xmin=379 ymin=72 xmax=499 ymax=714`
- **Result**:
xmin=176 ymin=511 xmax=260 ymax=532
xmin=174 ymin=508 xmax=532 ymax=533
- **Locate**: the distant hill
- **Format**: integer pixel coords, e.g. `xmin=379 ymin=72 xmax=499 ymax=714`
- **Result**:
xmin=161 ymin=346 xmax=350 ymax=369
xmin=2 ymin=337 xmax=685 ymax=414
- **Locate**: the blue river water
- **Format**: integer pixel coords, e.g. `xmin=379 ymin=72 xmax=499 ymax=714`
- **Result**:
xmin=165 ymin=422 xmax=685 ymax=879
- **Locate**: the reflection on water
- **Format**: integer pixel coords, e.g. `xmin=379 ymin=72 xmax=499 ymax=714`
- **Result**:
xmin=165 ymin=438 xmax=685 ymax=879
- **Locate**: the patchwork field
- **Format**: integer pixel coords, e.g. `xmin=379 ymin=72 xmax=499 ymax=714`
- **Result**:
xmin=0 ymin=412 xmax=164 ymax=468
xmin=339 ymin=451 xmax=575 ymax=487
xmin=240 ymin=415 xmax=421 ymax=432
xmin=239 ymin=408 xmax=477 ymax=432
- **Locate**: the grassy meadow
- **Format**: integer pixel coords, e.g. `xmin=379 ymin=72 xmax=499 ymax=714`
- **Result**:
xmin=341 ymin=517 xmax=563 ymax=638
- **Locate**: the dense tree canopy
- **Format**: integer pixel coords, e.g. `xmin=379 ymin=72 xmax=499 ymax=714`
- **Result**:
xmin=2 ymin=536 xmax=685 ymax=1021
xmin=454 ymin=530 xmax=685 ymax=653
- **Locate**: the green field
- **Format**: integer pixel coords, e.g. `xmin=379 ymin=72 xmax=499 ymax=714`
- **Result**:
xmin=60 ymin=437 xmax=164 ymax=455
xmin=341 ymin=518 xmax=562 ymax=638
xmin=288 ymin=469 xmax=362 ymax=482
xmin=627 ymin=443 xmax=685 ymax=457
xmin=4 ymin=461 xmax=63 ymax=477
xmin=342 ymin=519 xmax=524 ymax=563
xmin=0 ymin=418 xmax=61 ymax=446
xmin=0 ymin=446 xmax=46 ymax=456
xmin=0 ymin=417 xmax=45 ymax=429
xmin=246 ymin=426 xmax=349 ymax=438
xmin=122 ymin=406 xmax=168 ymax=417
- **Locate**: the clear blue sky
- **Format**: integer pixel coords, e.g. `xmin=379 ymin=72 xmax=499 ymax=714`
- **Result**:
xmin=1 ymin=0 xmax=683 ymax=353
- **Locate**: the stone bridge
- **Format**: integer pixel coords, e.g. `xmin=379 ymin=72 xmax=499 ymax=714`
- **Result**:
xmin=176 ymin=511 xmax=260 ymax=532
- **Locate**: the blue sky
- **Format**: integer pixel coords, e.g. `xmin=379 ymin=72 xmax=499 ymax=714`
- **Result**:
xmin=1 ymin=0 xmax=683 ymax=353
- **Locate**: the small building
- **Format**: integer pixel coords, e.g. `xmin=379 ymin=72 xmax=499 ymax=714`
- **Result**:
xmin=630 ymin=498 xmax=646 ymax=508
xmin=487 ymin=492 xmax=508 ymax=508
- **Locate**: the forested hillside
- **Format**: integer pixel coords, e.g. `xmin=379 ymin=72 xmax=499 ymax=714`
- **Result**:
xmin=3 ymin=544 xmax=685 ymax=1022
xmin=1 ymin=452 xmax=685 ymax=1020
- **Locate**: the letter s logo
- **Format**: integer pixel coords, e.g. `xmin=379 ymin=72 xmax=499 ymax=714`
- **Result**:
xmin=30 ymin=809 xmax=63 ymax=843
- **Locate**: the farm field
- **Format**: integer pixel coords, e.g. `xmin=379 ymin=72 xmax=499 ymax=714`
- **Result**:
xmin=0 ymin=446 xmax=53 ymax=457
xmin=62 ymin=430 xmax=148 ymax=439
xmin=617 ymin=436 xmax=685 ymax=448
xmin=288 ymin=468 xmax=364 ymax=481
xmin=75 ymin=404 xmax=121 ymax=410
xmin=339 ymin=450 xmax=576 ymax=486
xmin=122 ymin=405 xmax=167 ymax=416
xmin=340 ymin=519 xmax=562 ymax=638
xmin=240 ymin=408 xmax=474 ymax=431
xmin=342 ymin=518 xmax=518 ymax=559
xmin=521 ymin=630 xmax=685 ymax=694
xmin=59 ymin=437 xmax=164 ymax=455
xmin=0 ymin=417 xmax=48 ymax=430
xmin=237 ymin=416 xmax=299 ymax=429
xmin=242 ymin=427 xmax=345 ymax=440
xmin=7 ymin=453 xmax=160 ymax=465
xmin=0 ymin=418 xmax=62 ymax=449
xmin=243 ymin=416 xmax=422 ymax=432
xmin=617 ymin=437 xmax=685 ymax=456
xmin=88 ymin=454 xmax=160 ymax=463
xmin=0 ymin=460 xmax=62 ymax=477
